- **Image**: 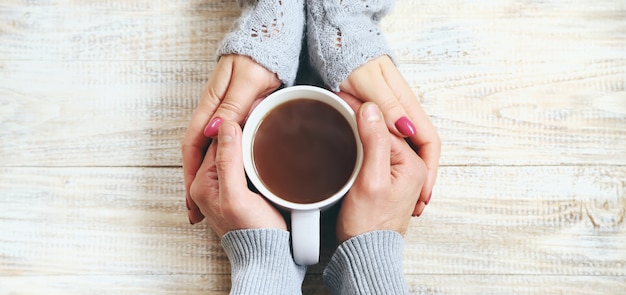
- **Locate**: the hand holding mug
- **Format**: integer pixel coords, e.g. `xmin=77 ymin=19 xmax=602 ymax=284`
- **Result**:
xmin=183 ymin=54 xmax=281 ymax=224
xmin=337 ymin=100 xmax=428 ymax=243
xmin=189 ymin=121 xmax=287 ymax=237
xmin=340 ymin=56 xmax=440 ymax=215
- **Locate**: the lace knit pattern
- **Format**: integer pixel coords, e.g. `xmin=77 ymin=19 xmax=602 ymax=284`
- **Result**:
xmin=218 ymin=0 xmax=306 ymax=86
xmin=307 ymin=0 xmax=395 ymax=91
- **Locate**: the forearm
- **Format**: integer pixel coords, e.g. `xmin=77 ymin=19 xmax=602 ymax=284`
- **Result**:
xmin=306 ymin=0 xmax=396 ymax=91
xmin=219 ymin=0 xmax=306 ymax=86
xmin=323 ymin=230 xmax=409 ymax=295
xmin=222 ymin=229 xmax=307 ymax=295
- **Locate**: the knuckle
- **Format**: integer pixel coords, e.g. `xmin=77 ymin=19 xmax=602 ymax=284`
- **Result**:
xmin=189 ymin=181 xmax=210 ymax=207
xmin=181 ymin=141 xmax=195 ymax=154
xmin=366 ymin=127 xmax=390 ymax=145
xmin=214 ymin=156 xmax=233 ymax=174
xmin=355 ymin=178 xmax=390 ymax=197
xmin=360 ymin=133 xmax=389 ymax=155
xmin=378 ymin=96 xmax=403 ymax=114
xmin=216 ymin=100 xmax=244 ymax=120
xmin=201 ymin=85 xmax=222 ymax=107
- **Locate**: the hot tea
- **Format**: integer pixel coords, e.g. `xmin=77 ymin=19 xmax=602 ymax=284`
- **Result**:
xmin=253 ymin=99 xmax=357 ymax=204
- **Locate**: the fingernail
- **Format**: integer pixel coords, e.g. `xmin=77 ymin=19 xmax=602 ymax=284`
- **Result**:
xmin=363 ymin=103 xmax=381 ymax=122
xmin=188 ymin=216 xmax=194 ymax=225
xmin=394 ymin=116 xmax=416 ymax=137
xmin=203 ymin=117 xmax=223 ymax=138
xmin=425 ymin=191 xmax=432 ymax=205
xmin=219 ymin=122 xmax=236 ymax=143
xmin=185 ymin=198 xmax=191 ymax=210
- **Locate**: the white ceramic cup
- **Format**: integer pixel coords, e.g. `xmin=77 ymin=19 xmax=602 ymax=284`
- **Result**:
xmin=242 ymin=85 xmax=363 ymax=265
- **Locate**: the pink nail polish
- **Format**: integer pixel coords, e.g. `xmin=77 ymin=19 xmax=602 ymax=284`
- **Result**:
xmin=203 ymin=117 xmax=223 ymax=138
xmin=394 ymin=116 xmax=416 ymax=137
xmin=185 ymin=198 xmax=191 ymax=210
xmin=425 ymin=191 xmax=432 ymax=205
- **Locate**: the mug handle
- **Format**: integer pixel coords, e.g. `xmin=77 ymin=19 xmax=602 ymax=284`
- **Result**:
xmin=291 ymin=209 xmax=320 ymax=265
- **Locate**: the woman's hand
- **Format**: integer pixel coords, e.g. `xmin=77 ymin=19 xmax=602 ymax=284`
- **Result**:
xmin=183 ymin=54 xmax=281 ymax=224
xmin=336 ymin=101 xmax=428 ymax=243
xmin=189 ymin=121 xmax=287 ymax=237
xmin=340 ymin=56 xmax=440 ymax=216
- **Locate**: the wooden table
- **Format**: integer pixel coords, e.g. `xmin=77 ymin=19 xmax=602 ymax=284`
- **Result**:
xmin=1 ymin=0 xmax=625 ymax=294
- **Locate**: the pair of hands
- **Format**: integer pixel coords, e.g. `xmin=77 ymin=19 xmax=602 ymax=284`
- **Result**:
xmin=189 ymin=102 xmax=426 ymax=242
xmin=182 ymin=54 xmax=440 ymax=239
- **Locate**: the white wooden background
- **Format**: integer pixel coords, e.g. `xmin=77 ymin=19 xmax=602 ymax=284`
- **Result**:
xmin=1 ymin=0 xmax=625 ymax=294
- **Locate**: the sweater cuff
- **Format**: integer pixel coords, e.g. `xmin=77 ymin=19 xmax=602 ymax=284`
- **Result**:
xmin=221 ymin=229 xmax=307 ymax=295
xmin=218 ymin=0 xmax=305 ymax=86
xmin=323 ymin=230 xmax=408 ymax=295
xmin=307 ymin=0 xmax=396 ymax=91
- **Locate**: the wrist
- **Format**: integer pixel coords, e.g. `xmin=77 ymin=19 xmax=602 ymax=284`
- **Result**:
xmin=324 ymin=230 xmax=408 ymax=294
xmin=306 ymin=0 xmax=396 ymax=91
xmin=218 ymin=0 xmax=305 ymax=86
xmin=222 ymin=229 xmax=307 ymax=294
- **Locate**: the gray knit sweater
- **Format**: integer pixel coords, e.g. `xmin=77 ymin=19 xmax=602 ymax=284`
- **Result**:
xmin=218 ymin=0 xmax=306 ymax=86
xmin=222 ymin=229 xmax=409 ymax=294
xmin=306 ymin=0 xmax=395 ymax=91
xmin=218 ymin=0 xmax=394 ymax=89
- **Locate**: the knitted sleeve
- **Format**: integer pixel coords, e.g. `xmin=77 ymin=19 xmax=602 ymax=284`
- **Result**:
xmin=221 ymin=229 xmax=307 ymax=295
xmin=306 ymin=0 xmax=395 ymax=91
xmin=323 ymin=230 xmax=409 ymax=295
xmin=218 ymin=0 xmax=306 ymax=86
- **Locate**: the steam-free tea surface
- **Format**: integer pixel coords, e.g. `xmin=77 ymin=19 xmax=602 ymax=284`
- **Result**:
xmin=253 ymin=99 xmax=357 ymax=204
xmin=2 ymin=1 xmax=625 ymax=293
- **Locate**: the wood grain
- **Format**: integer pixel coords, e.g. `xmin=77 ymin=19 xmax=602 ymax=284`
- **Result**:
xmin=1 ymin=0 xmax=625 ymax=293
xmin=1 ymin=275 xmax=624 ymax=295
xmin=1 ymin=167 xmax=624 ymax=284
xmin=0 ymin=0 xmax=238 ymax=61
xmin=1 ymin=60 xmax=624 ymax=166
xmin=1 ymin=0 xmax=624 ymax=166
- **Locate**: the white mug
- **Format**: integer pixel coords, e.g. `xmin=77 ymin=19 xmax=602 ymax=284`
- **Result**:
xmin=242 ymin=85 xmax=363 ymax=265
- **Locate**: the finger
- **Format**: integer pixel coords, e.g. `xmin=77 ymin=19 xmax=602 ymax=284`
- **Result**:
xmin=182 ymin=136 xmax=207 ymax=221
xmin=341 ymin=57 xmax=416 ymax=138
xmin=183 ymin=108 xmax=214 ymax=224
xmin=381 ymin=61 xmax=441 ymax=206
xmin=204 ymin=57 xmax=280 ymax=138
xmin=412 ymin=201 xmax=426 ymax=217
xmin=183 ymin=58 xmax=235 ymax=219
xmin=335 ymin=91 xmax=362 ymax=114
xmin=214 ymin=121 xmax=248 ymax=199
xmin=188 ymin=200 xmax=206 ymax=224
xmin=188 ymin=142 xmax=219 ymax=224
xmin=389 ymin=135 xmax=428 ymax=216
xmin=354 ymin=103 xmax=391 ymax=195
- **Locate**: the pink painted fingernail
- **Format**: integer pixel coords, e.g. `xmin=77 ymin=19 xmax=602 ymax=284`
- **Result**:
xmin=425 ymin=191 xmax=432 ymax=205
xmin=394 ymin=116 xmax=416 ymax=137
xmin=203 ymin=117 xmax=223 ymax=138
xmin=185 ymin=198 xmax=191 ymax=210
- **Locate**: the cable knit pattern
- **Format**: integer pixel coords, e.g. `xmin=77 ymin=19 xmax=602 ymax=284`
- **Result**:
xmin=307 ymin=0 xmax=395 ymax=91
xmin=218 ymin=0 xmax=305 ymax=86
xmin=221 ymin=229 xmax=307 ymax=295
xmin=323 ymin=230 xmax=409 ymax=295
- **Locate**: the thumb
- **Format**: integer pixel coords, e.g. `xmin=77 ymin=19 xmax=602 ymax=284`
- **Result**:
xmin=355 ymin=103 xmax=391 ymax=190
xmin=214 ymin=120 xmax=247 ymax=198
